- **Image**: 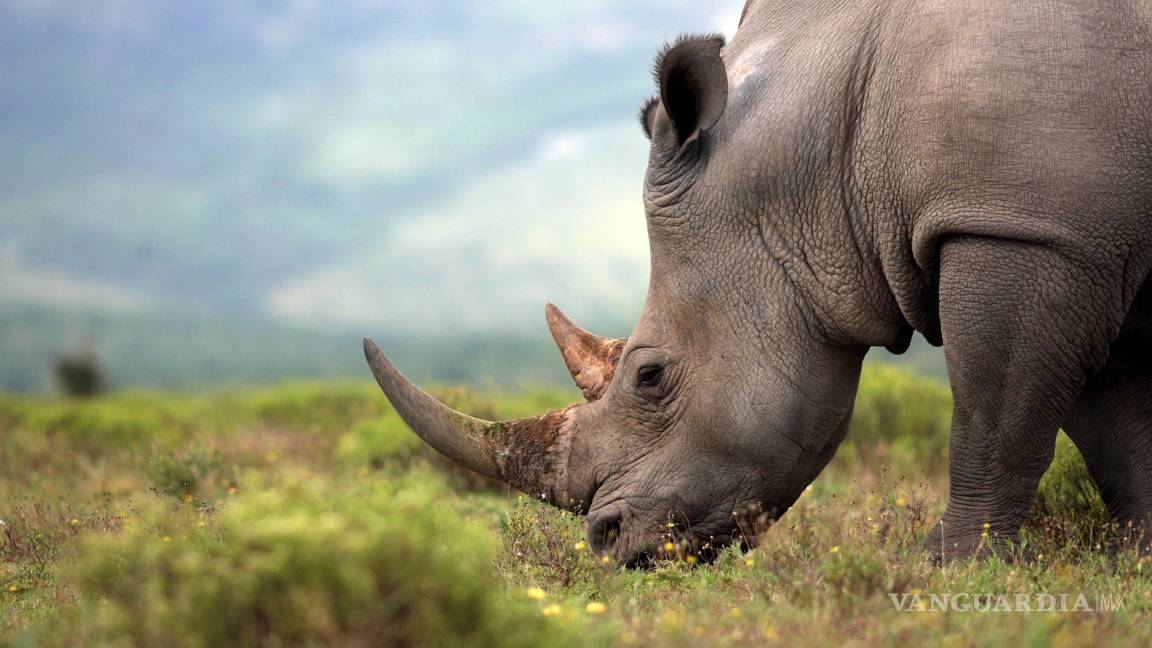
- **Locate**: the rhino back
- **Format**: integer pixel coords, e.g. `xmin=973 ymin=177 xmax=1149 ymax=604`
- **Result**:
xmin=887 ymin=0 xmax=1152 ymax=245
xmin=727 ymin=0 xmax=1152 ymax=340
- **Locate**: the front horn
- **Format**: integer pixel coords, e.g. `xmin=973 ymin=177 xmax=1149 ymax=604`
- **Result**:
xmin=363 ymin=338 xmax=583 ymax=509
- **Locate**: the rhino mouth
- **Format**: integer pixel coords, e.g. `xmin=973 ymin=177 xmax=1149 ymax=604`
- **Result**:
xmin=587 ymin=498 xmax=788 ymax=568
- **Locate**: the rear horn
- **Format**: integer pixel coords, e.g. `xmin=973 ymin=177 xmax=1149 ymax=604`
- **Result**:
xmin=545 ymin=304 xmax=626 ymax=400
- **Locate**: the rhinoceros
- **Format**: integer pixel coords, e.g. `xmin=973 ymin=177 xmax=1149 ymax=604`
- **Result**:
xmin=364 ymin=0 xmax=1152 ymax=563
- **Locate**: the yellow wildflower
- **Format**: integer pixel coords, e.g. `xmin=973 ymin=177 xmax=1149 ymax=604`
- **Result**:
xmin=745 ymin=557 xmax=755 ymax=567
xmin=895 ymin=496 xmax=907 ymax=507
xmin=830 ymin=545 xmax=840 ymax=554
xmin=69 ymin=518 xmax=79 ymax=526
xmin=663 ymin=541 xmax=676 ymax=553
xmin=685 ymin=555 xmax=698 ymax=565
xmin=601 ymin=554 xmax=612 ymax=565
xmin=585 ymin=601 xmax=607 ymax=615
xmin=541 ymin=604 xmax=562 ymax=617
xmin=183 ymin=494 xmax=194 ymax=503
xmin=574 ymin=541 xmax=587 ymax=551
xmin=526 ymin=587 xmax=547 ymax=601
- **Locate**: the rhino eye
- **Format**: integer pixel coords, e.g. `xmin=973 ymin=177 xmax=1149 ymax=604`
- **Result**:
xmin=636 ymin=364 xmax=664 ymax=389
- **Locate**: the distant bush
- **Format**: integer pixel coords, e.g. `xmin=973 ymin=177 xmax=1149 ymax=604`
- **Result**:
xmin=16 ymin=401 xmax=174 ymax=458
xmin=0 ymin=392 xmax=28 ymax=428
xmin=334 ymin=414 xmax=505 ymax=491
xmin=846 ymin=364 xmax=953 ymax=470
xmin=479 ymin=387 xmax=574 ymax=420
xmin=225 ymin=382 xmax=387 ymax=433
xmin=54 ymin=351 xmax=105 ymax=398
xmin=333 ymin=417 xmax=424 ymax=468
xmin=55 ymin=472 xmax=583 ymax=648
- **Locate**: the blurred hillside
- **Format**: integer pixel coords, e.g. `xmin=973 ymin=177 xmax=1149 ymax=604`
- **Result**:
xmin=0 ymin=300 xmax=946 ymax=392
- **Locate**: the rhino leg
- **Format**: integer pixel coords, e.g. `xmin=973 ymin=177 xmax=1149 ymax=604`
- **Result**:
xmin=925 ymin=234 xmax=1125 ymax=561
xmin=1063 ymin=331 xmax=1152 ymax=549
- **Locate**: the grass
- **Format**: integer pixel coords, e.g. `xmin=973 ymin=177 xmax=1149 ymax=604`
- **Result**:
xmin=1 ymin=366 xmax=1149 ymax=646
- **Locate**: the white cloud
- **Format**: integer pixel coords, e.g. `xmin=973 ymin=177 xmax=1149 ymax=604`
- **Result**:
xmin=538 ymin=130 xmax=589 ymax=160
xmin=308 ymin=122 xmax=418 ymax=186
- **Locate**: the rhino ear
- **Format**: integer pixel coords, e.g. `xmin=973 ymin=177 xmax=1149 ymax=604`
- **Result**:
xmin=654 ymin=34 xmax=728 ymax=148
xmin=638 ymin=96 xmax=659 ymax=140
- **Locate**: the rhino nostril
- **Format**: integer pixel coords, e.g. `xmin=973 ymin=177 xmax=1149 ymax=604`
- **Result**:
xmin=587 ymin=512 xmax=622 ymax=554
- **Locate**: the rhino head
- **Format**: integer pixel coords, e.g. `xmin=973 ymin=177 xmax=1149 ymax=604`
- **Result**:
xmin=364 ymin=34 xmax=872 ymax=564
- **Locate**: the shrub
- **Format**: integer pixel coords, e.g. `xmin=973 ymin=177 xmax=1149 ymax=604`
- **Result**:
xmin=497 ymin=497 xmax=603 ymax=592
xmin=333 ymin=417 xmax=423 ymax=469
xmin=334 ymin=414 xmax=505 ymax=491
xmin=847 ymin=364 xmax=953 ymax=470
xmin=55 ymin=472 xmax=584 ymax=647
xmin=820 ymin=545 xmax=889 ymax=606
xmin=1026 ymin=432 xmax=1110 ymax=548
xmin=147 ymin=447 xmax=229 ymax=499
xmin=226 ymin=382 xmax=387 ymax=434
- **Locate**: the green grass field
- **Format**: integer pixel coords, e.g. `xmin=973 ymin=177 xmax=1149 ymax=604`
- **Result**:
xmin=2 ymin=365 xmax=1149 ymax=646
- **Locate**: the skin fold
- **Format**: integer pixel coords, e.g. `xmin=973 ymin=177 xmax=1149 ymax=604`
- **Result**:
xmin=366 ymin=0 xmax=1152 ymax=564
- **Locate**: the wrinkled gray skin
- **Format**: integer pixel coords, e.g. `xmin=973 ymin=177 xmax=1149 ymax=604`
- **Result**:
xmin=366 ymin=0 xmax=1152 ymax=564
